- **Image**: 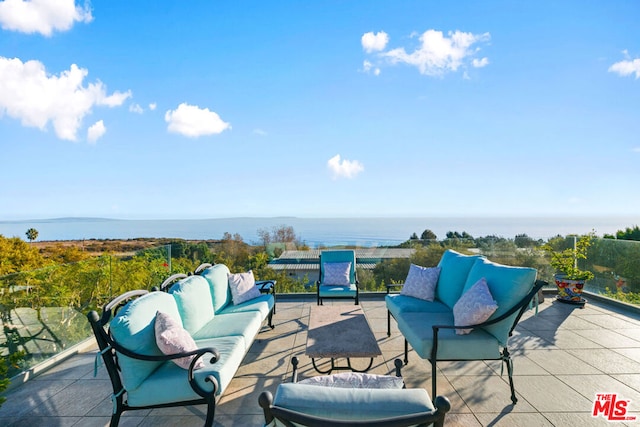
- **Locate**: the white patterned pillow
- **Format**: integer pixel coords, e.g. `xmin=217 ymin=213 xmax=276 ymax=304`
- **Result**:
xmin=322 ymin=262 xmax=352 ymax=286
xmin=453 ymin=277 xmax=498 ymax=335
xmin=154 ymin=311 xmax=205 ymax=370
xmin=228 ymin=270 xmax=262 ymax=305
xmin=298 ymin=372 xmax=404 ymax=389
xmin=400 ymin=264 xmax=440 ymax=301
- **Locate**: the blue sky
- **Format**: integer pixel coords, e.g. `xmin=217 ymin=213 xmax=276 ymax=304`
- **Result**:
xmin=0 ymin=0 xmax=639 ymax=220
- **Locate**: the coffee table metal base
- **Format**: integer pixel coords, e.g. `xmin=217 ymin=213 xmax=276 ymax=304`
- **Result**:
xmin=311 ymin=356 xmax=375 ymax=374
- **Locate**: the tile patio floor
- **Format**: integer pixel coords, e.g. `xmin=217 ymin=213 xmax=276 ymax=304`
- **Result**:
xmin=1 ymin=294 xmax=640 ymax=426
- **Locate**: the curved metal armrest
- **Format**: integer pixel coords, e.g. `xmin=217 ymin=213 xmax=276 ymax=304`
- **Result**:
xmin=432 ymin=280 xmax=548 ymax=333
xmin=386 ymin=283 xmax=404 ymax=294
xmin=104 ymin=290 xmax=149 ymax=312
xmin=194 ymin=263 xmax=213 ymax=274
xmin=159 ymin=273 xmax=188 ymax=292
xmin=107 ymin=334 xmax=220 ymax=366
xmin=256 ymin=280 xmax=276 ymax=294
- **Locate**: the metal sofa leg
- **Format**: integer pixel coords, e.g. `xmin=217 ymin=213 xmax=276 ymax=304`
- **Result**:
xmin=503 ymin=348 xmax=518 ymax=404
xmin=404 ymin=339 xmax=409 ymax=365
xmin=110 ymin=393 xmax=124 ymax=427
xmin=432 ymin=358 xmax=437 ymax=401
xmin=387 ymin=310 xmax=391 ymax=337
xmin=268 ymin=307 xmax=274 ymax=329
xmin=110 ymin=411 xmax=121 ymax=427
xmin=204 ymin=396 xmax=216 ymax=427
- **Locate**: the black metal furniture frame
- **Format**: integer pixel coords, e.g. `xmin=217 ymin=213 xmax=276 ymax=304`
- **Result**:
xmin=259 ymin=357 xmax=451 ymax=427
xmin=388 ymin=279 xmax=547 ymax=404
xmin=310 ymin=355 xmax=375 ymax=374
xmin=87 ymin=290 xmax=220 ymax=427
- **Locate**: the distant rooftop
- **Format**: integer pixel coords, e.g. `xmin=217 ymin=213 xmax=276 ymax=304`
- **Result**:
xmin=268 ymin=248 xmax=414 ymax=271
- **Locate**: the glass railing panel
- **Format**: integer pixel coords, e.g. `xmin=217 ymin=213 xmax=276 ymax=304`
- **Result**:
xmin=2 ymin=238 xmax=640 ymax=378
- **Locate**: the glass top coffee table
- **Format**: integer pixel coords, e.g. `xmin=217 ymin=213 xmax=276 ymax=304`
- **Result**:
xmin=306 ymin=305 xmax=382 ymax=374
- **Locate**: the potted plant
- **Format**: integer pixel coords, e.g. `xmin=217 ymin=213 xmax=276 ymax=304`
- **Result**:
xmin=542 ymin=233 xmax=594 ymax=306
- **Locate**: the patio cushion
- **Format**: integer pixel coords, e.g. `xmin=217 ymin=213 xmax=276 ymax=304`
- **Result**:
xmin=463 ymin=258 xmax=537 ymax=344
xmin=228 ymin=270 xmax=262 ymax=305
xmin=386 ymin=294 xmax=451 ymax=317
xmin=127 ymin=335 xmax=245 ymax=407
xmin=200 ymin=264 xmax=232 ymax=313
xmin=436 ymin=250 xmax=484 ymax=309
xmin=154 ymin=311 xmax=205 ymax=370
xmin=453 ymin=277 xmax=498 ymax=335
xmin=400 ymin=264 xmax=440 ymax=301
xmin=219 ymin=293 xmax=273 ymax=318
xmin=298 ymin=372 xmax=404 ymax=389
xmin=322 ymin=262 xmax=352 ymax=285
xmin=191 ymin=311 xmax=262 ymax=351
xmin=272 ymin=384 xmax=435 ymax=422
xmin=318 ymin=283 xmax=358 ymax=298
xmin=110 ymin=291 xmax=180 ymax=391
xmin=320 ymin=250 xmax=356 ymax=283
xmin=169 ymin=275 xmax=215 ymax=334
xmin=396 ymin=311 xmax=501 ymax=360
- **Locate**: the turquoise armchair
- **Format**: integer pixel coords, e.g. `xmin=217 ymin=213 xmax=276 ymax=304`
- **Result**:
xmin=316 ymin=250 xmax=359 ymax=305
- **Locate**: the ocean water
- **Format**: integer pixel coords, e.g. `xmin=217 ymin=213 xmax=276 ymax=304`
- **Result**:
xmin=0 ymin=216 xmax=636 ymax=247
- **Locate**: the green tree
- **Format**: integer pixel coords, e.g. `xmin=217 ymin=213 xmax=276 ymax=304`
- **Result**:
xmin=25 ymin=228 xmax=39 ymax=243
xmin=616 ymin=225 xmax=640 ymax=241
xmin=0 ymin=235 xmax=45 ymax=275
xmin=420 ymin=229 xmax=437 ymax=240
xmin=514 ymin=233 xmax=537 ymax=248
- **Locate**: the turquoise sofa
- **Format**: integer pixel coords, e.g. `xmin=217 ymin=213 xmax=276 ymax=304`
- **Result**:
xmin=386 ymin=249 xmax=545 ymax=404
xmin=88 ymin=263 xmax=275 ymax=427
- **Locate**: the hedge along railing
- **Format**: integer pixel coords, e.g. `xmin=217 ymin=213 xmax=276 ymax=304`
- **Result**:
xmin=0 ymin=246 xmax=175 ymax=377
xmin=449 ymin=236 xmax=640 ymax=297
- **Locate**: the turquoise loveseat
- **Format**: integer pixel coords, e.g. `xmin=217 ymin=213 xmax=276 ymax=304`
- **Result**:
xmin=88 ymin=263 xmax=276 ymax=427
xmin=386 ymin=249 xmax=545 ymax=404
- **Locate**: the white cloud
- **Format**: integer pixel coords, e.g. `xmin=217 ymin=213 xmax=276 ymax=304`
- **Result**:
xmin=87 ymin=120 xmax=106 ymax=143
xmin=148 ymin=103 xmax=157 ymax=111
xmin=609 ymin=51 xmax=640 ymax=79
xmin=362 ymin=60 xmax=381 ymax=76
xmin=472 ymin=57 xmax=489 ymax=68
xmin=0 ymin=0 xmax=92 ymax=36
xmin=0 ymin=56 xmax=131 ymax=141
xmin=327 ymin=154 xmax=364 ymax=179
xmin=361 ymin=31 xmax=389 ymax=53
xmin=253 ymin=128 xmax=267 ymax=136
xmin=381 ymin=29 xmax=491 ymax=76
xmin=633 ymin=147 xmax=640 ymax=153
xmin=164 ymin=103 xmax=231 ymax=137
xmin=129 ymin=103 xmax=144 ymax=114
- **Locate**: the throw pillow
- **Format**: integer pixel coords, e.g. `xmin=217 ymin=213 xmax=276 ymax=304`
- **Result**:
xmin=154 ymin=311 xmax=205 ymax=370
xmin=322 ymin=262 xmax=352 ymax=286
xmin=452 ymin=277 xmax=498 ymax=335
xmin=298 ymin=372 xmax=404 ymax=389
xmin=400 ymin=264 xmax=441 ymax=301
xmin=228 ymin=270 xmax=261 ymax=305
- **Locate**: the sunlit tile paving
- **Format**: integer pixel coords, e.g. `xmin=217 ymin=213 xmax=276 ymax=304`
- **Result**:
xmin=1 ymin=294 xmax=640 ymax=426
